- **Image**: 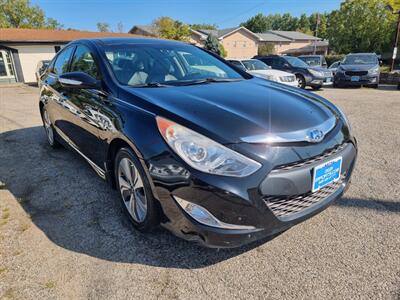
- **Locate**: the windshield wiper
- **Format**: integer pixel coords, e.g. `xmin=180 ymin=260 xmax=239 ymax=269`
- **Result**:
xmin=175 ymin=78 xmax=243 ymax=86
xmin=133 ymin=82 xmax=171 ymax=88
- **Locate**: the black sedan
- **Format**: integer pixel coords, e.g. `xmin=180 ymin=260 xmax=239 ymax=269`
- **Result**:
xmin=39 ymin=38 xmax=357 ymax=248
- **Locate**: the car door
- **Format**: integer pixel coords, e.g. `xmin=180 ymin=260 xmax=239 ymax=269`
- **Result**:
xmin=41 ymin=45 xmax=75 ymax=137
xmin=59 ymin=44 xmax=109 ymax=168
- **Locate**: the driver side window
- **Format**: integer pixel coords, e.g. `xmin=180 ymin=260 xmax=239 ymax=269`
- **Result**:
xmin=70 ymin=45 xmax=100 ymax=79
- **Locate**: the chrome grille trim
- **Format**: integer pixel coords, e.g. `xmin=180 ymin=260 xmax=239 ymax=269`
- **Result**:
xmin=264 ymin=176 xmax=344 ymax=218
xmin=276 ymin=143 xmax=346 ymax=171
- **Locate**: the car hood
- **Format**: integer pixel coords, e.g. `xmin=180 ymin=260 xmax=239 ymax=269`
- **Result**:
xmin=339 ymin=64 xmax=377 ymax=71
xmin=123 ymin=78 xmax=337 ymax=144
xmin=249 ymin=69 xmax=294 ymax=77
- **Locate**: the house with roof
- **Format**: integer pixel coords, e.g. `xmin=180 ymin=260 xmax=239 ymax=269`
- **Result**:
xmin=258 ymin=30 xmax=327 ymax=55
xmin=130 ymin=25 xmax=261 ymax=59
xmin=129 ymin=25 xmax=328 ymax=59
xmin=0 ymin=28 xmax=139 ymax=84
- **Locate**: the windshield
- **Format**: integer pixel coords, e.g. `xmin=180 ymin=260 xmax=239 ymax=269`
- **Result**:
xmin=103 ymin=44 xmax=244 ymax=86
xmin=299 ymin=56 xmax=321 ymax=67
xmin=343 ymin=55 xmax=378 ymax=65
xmin=283 ymin=56 xmax=310 ymax=68
xmin=242 ymin=60 xmax=270 ymax=70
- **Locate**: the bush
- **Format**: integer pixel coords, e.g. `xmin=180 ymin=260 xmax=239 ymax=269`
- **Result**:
xmin=258 ymin=43 xmax=275 ymax=56
xmin=325 ymin=54 xmax=345 ymax=66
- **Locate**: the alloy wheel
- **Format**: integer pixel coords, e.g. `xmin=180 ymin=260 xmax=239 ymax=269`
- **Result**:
xmin=43 ymin=110 xmax=54 ymax=145
xmin=118 ymin=157 xmax=148 ymax=223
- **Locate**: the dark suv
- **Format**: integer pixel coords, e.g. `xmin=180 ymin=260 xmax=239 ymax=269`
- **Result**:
xmin=255 ymin=55 xmax=332 ymax=90
xmin=334 ymin=53 xmax=380 ymax=88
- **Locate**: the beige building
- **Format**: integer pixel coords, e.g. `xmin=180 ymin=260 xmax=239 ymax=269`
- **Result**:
xmin=189 ymin=27 xmax=260 ymax=59
xmin=129 ymin=25 xmax=328 ymax=59
xmin=0 ymin=28 xmax=139 ymax=84
xmin=257 ymin=30 xmax=327 ymax=55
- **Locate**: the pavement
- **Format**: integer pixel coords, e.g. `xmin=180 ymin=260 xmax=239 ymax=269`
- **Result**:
xmin=0 ymin=84 xmax=399 ymax=299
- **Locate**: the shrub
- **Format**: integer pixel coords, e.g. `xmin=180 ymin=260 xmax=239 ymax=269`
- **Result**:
xmin=325 ymin=54 xmax=345 ymax=66
xmin=258 ymin=43 xmax=275 ymax=56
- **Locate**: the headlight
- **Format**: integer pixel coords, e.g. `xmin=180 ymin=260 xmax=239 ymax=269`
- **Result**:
xmin=265 ymin=74 xmax=276 ymax=81
xmin=156 ymin=117 xmax=261 ymax=177
xmin=308 ymin=69 xmax=324 ymax=77
xmin=368 ymin=67 xmax=379 ymax=75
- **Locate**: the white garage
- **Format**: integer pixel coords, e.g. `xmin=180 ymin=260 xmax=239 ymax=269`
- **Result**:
xmin=0 ymin=28 xmax=139 ymax=84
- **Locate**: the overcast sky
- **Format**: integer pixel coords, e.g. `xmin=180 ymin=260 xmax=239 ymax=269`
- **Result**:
xmin=32 ymin=0 xmax=342 ymax=32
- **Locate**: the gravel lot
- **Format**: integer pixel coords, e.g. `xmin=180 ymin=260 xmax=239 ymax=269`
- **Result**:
xmin=0 ymin=84 xmax=399 ymax=299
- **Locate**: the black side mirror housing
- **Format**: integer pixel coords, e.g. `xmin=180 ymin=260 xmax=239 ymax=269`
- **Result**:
xmin=59 ymin=72 xmax=100 ymax=89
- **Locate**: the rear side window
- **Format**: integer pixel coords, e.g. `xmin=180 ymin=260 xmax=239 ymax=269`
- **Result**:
xmin=53 ymin=46 xmax=74 ymax=75
xmin=70 ymin=45 xmax=100 ymax=79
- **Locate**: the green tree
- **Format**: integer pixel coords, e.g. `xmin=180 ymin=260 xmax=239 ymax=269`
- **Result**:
xmin=0 ymin=0 xmax=63 ymax=29
xmin=96 ymin=22 xmax=110 ymax=32
xmin=298 ymin=14 xmax=312 ymax=34
xmin=204 ymin=34 xmax=224 ymax=56
xmin=191 ymin=23 xmax=217 ymax=31
xmin=327 ymin=0 xmax=396 ymax=53
xmin=240 ymin=13 xmax=271 ymax=33
xmin=258 ymin=43 xmax=275 ymax=56
xmin=153 ymin=17 xmax=190 ymax=41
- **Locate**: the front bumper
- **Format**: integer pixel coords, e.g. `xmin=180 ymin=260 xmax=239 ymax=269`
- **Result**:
xmin=148 ymin=134 xmax=357 ymax=248
xmin=335 ymin=73 xmax=379 ymax=86
xmin=309 ymin=76 xmax=333 ymax=87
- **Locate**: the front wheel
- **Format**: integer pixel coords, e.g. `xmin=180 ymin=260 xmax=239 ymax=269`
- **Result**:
xmin=296 ymin=75 xmax=306 ymax=89
xmin=312 ymin=85 xmax=322 ymax=91
xmin=114 ymin=147 xmax=159 ymax=232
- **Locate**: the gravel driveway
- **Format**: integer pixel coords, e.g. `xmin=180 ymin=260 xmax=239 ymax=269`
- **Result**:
xmin=0 ymin=84 xmax=399 ymax=299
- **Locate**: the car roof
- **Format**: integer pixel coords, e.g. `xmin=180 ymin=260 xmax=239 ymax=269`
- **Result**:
xmin=299 ymin=55 xmax=322 ymax=57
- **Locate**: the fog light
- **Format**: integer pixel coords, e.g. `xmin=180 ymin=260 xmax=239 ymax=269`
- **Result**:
xmin=174 ymin=196 xmax=256 ymax=230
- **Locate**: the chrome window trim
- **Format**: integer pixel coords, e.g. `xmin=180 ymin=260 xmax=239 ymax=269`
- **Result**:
xmin=240 ymin=116 xmax=337 ymax=144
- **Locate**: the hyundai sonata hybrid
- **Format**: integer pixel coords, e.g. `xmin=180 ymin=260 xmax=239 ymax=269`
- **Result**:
xmin=39 ymin=38 xmax=357 ymax=248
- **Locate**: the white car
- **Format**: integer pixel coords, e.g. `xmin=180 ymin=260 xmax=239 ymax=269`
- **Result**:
xmin=228 ymin=59 xmax=298 ymax=87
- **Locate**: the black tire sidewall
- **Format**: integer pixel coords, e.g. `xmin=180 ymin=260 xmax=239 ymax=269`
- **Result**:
xmin=114 ymin=147 xmax=158 ymax=232
xmin=296 ymin=75 xmax=306 ymax=89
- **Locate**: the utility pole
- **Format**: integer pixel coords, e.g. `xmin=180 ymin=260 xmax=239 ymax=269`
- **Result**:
xmin=313 ymin=14 xmax=320 ymax=55
xmin=387 ymin=5 xmax=400 ymax=72
xmin=391 ymin=12 xmax=400 ymax=71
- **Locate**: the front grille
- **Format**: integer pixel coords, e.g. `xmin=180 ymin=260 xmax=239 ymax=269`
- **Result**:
xmin=280 ymin=75 xmax=296 ymax=82
xmin=276 ymin=143 xmax=346 ymax=171
xmin=345 ymin=71 xmax=368 ymax=76
xmin=264 ymin=176 xmax=344 ymax=218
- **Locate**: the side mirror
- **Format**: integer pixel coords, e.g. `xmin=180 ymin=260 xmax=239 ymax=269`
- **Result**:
xmin=337 ymin=61 xmax=341 ymax=66
xmin=59 ymin=72 xmax=99 ymax=89
xmin=283 ymin=63 xmax=289 ymax=68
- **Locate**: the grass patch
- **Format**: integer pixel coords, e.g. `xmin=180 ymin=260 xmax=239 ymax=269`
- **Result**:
xmin=17 ymin=223 xmax=30 ymax=233
xmin=1 ymin=211 xmax=10 ymax=220
xmin=2 ymin=288 xmax=15 ymax=299
xmin=45 ymin=281 xmax=56 ymax=289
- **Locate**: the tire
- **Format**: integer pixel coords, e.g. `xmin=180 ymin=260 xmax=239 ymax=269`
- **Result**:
xmin=41 ymin=107 xmax=61 ymax=148
xmin=370 ymin=84 xmax=378 ymax=89
xmin=296 ymin=74 xmax=306 ymax=89
xmin=312 ymin=85 xmax=322 ymax=91
xmin=114 ymin=147 xmax=159 ymax=232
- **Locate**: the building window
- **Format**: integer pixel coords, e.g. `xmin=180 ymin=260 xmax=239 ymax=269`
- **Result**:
xmin=54 ymin=46 xmax=61 ymax=53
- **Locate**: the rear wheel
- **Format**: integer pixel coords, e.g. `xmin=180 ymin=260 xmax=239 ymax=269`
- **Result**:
xmin=369 ymin=84 xmax=378 ymax=89
xmin=296 ymin=75 xmax=306 ymax=89
xmin=41 ymin=108 xmax=61 ymax=148
xmin=115 ymin=147 xmax=159 ymax=231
